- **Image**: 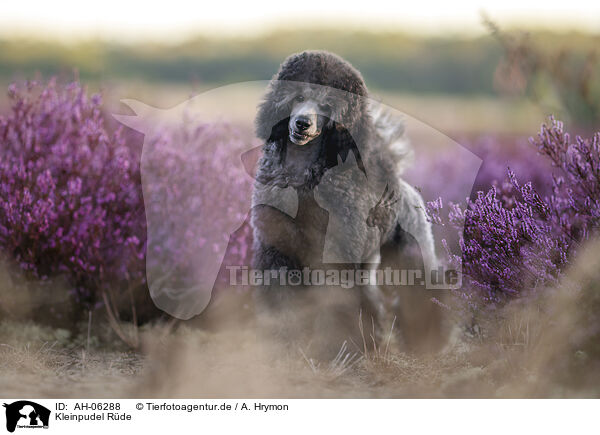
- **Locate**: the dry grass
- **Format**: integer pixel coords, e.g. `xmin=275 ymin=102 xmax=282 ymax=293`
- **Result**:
xmin=2 ymin=241 xmax=600 ymax=398
xmin=0 ymin=320 xmax=143 ymax=397
xmin=0 ymin=319 xmax=591 ymax=398
xmin=0 ymin=314 xmax=577 ymax=399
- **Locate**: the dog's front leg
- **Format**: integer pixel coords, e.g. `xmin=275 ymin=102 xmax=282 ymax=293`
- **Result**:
xmin=251 ymin=204 xmax=306 ymax=256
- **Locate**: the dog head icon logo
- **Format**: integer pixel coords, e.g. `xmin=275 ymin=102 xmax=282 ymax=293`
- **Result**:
xmin=3 ymin=401 xmax=50 ymax=433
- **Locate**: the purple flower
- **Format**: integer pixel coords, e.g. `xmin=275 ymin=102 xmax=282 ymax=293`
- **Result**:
xmin=0 ymin=78 xmax=255 ymax=316
xmin=428 ymin=117 xmax=600 ymax=307
xmin=0 ymin=79 xmax=146 ymax=308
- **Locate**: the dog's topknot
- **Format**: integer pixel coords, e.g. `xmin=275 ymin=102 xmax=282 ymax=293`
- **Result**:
xmin=276 ymin=51 xmax=368 ymax=97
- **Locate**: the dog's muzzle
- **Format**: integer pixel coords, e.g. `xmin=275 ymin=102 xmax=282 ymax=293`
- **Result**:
xmin=289 ymin=117 xmax=319 ymax=145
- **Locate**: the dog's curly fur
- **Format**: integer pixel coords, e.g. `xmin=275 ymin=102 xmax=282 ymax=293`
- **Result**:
xmin=251 ymin=51 xmax=447 ymax=357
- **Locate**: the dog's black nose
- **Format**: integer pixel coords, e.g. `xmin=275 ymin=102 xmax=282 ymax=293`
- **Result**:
xmin=295 ymin=117 xmax=312 ymax=131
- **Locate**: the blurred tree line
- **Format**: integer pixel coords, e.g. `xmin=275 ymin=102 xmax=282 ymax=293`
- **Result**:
xmin=1 ymin=28 xmax=598 ymax=127
xmin=484 ymin=19 xmax=600 ymax=130
xmin=0 ymin=30 xmax=519 ymax=93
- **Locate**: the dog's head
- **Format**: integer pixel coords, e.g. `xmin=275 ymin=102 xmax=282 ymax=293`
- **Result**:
xmin=285 ymin=86 xmax=346 ymax=146
xmin=255 ymin=51 xmax=372 ymax=147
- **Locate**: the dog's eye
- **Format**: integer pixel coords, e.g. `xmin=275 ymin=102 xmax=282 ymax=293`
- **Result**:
xmin=295 ymin=95 xmax=305 ymax=102
xmin=318 ymin=103 xmax=332 ymax=112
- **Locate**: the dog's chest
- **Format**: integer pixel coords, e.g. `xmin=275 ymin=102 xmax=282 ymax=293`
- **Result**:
xmin=281 ymin=140 xmax=323 ymax=186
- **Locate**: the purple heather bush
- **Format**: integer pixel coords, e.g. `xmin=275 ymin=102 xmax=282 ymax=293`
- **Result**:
xmin=428 ymin=117 xmax=600 ymax=307
xmin=141 ymin=116 xmax=254 ymax=304
xmin=468 ymin=135 xmax=556 ymax=199
xmin=1 ymin=78 xmax=598 ymax=330
xmin=0 ymin=79 xmax=146 ymax=313
xmin=0 ymin=79 xmax=253 ymax=326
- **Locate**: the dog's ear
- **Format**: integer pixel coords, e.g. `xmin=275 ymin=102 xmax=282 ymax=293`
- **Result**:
xmin=341 ymin=92 xmax=372 ymax=144
xmin=255 ymin=80 xmax=293 ymax=142
xmin=255 ymin=84 xmax=279 ymax=141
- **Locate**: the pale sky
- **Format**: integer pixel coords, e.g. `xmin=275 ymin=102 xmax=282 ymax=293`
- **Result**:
xmin=1 ymin=0 xmax=598 ymax=42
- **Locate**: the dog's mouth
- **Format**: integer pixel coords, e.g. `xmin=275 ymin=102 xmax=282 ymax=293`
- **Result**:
xmin=289 ymin=129 xmax=317 ymax=145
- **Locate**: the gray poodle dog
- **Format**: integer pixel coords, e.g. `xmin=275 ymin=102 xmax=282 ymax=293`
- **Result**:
xmin=251 ymin=50 xmax=447 ymax=356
